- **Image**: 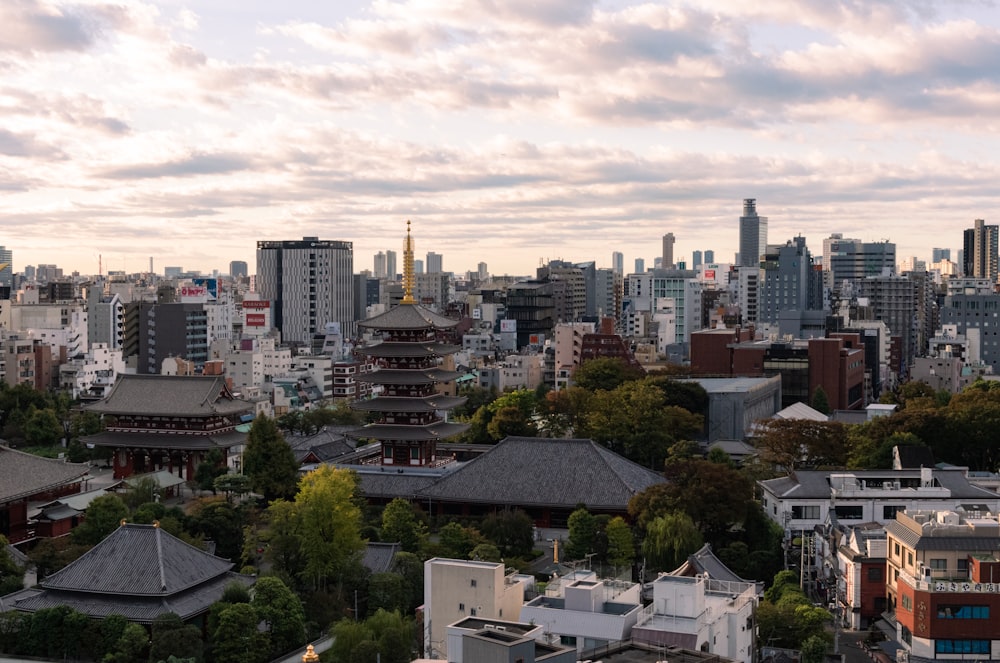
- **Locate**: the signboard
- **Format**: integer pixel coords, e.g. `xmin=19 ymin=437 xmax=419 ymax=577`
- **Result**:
xmin=500 ymin=319 xmax=517 ymax=333
xmin=246 ymin=313 xmax=266 ymax=327
xmin=242 ymin=300 xmax=269 ymax=309
xmin=704 ymin=269 xmax=716 ymax=280
xmin=193 ymin=278 xmax=218 ymax=301
xmin=472 ymin=307 xmax=482 ymax=320
xmin=180 ymin=285 xmax=207 ymax=298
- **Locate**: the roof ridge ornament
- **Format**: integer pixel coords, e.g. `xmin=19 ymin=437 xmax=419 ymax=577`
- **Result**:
xmin=401 ymin=220 xmax=416 ymax=305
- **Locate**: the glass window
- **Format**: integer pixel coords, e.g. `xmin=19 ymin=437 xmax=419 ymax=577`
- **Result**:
xmin=930 ymin=559 xmax=947 ymax=570
xmin=936 ymin=640 xmax=989 ymax=655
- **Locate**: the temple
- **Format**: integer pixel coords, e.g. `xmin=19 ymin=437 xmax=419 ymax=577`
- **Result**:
xmin=351 ymin=222 xmax=469 ymax=466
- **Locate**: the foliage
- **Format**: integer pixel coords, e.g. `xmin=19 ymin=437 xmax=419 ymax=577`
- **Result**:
xmin=243 ymin=416 xmax=299 ymax=501
xmin=252 ymin=576 xmax=306 ymax=657
xmin=215 ymin=473 xmax=253 ymax=502
xmin=0 ymin=534 xmax=24 ymax=595
xmin=390 ymin=552 xmax=424 ymax=614
xmin=105 ymin=622 xmax=150 ymax=663
xmin=660 ymin=459 xmax=752 ymax=540
xmin=195 ymin=449 xmax=228 ymax=493
xmin=485 ymin=390 xmax=539 ymax=441
xmin=646 ymin=376 xmax=709 ymax=416
xmin=73 ymin=493 xmax=129 ymax=546
xmin=211 ymin=602 xmax=270 ymax=663
xmin=572 ymin=357 xmax=644 ymax=392
xmin=566 ymin=508 xmax=596 ymax=561
xmin=537 ymin=386 xmax=592 ymax=437
xmin=149 ymin=612 xmax=204 ymax=663
xmin=327 ymin=610 xmax=414 ymax=663
xmin=27 ymin=536 xmax=91 ymax=580
xmin=604 ymin=516 xmax=635 ymax=569
xmin=800 ymin=634 xmax=829 ymax=663
xmin=368 ymin=573 xmax=408 ymax=615
xmin=380 ymin=498 xmax=427 ymax=553
xmin=642 ymin=512 xmax=703 ymax=573
xmin=296 ymin=465 xmax=365 ymax=589
xmin=187 ymin=499 xmax=245 ymax=562
xmin=758 ymin=569 xmax=832 ymax=650
xmin=436 ymin=522 xmax=486 ymax=559
xmin=753 ymin=419 xmax=849 ymax=472
xmin=261 ymin=499 xmax=306 ymax=584
xmin=810 ymin=386 xmax=831 ymax=415
xmin=469 ymin=543 xmax=502 ymax=562
xmin=478 ymin=509 xmax=534 ymax=558
xmin=24 ymin=408 xmax=63 ymax=446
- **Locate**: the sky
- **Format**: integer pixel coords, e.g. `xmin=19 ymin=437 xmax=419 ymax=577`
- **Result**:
xmin=3 ymin=0 xmax=1000 ymax=278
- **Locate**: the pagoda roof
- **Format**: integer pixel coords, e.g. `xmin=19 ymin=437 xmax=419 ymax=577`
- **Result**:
xmin=82 ymin=430 xmax=247 ymax=451
xmin=354 ymin=368 xmax=463 ymax=385
xmin=0 ymin=447 xmax=89 ymax=505
xmin=358 ymin=303 xmax=458 ymax=331
xmin=85 ymin=375 xmax=254 ymax=418
xmin=417 ymin=437 xmax=665 ymax=511
xmin=357 ymin=341 xmax=461 ymax=358
xmin=350 ymin=421 xmax=469 ymax=442
xmin=351 ymin=395 xmax=467 ymax=413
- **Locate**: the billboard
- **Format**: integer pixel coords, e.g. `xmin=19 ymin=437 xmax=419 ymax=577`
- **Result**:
xmin=193 ymin=278 xmax=218 ymax=300
xmin=242 ymin=300 xmax=269 ymax=309
xmin=246 ymin=313 xmax=266 ymax=327
xmin=500 ymin=319 xmax=517 ymax=333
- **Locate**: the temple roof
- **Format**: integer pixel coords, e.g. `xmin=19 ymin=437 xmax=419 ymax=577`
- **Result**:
xmin=417 ymin=437 xmax=665 ymax=510
xmin=0 ymin=447 xmax=89 ymax=505
xmin=358 ymin=303 xmax=458 ymax=331
xmin=82 ymin=430 xmax=247 ymax=451
xmin=356 ymin=341 xmax=461 ymax=358
xmin=354 ymin=367 xmax=462 ymax=385
xmin=350 ymin=421 xmax=469 ymax=441
xmin=351 ymin=394 xmax=467 ymax=413
xmin=85 ymin=375 xmax=254 ymax=418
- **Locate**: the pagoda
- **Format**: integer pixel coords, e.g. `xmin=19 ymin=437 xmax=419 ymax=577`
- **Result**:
xmin=351 ymin=222 xmax=468 ymax=466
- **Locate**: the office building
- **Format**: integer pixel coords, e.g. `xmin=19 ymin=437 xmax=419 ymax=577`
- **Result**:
xmin=385 ymin=250 xmax=397 ymax=280
xmin=932 ymin=248 xmax=951 ymax=263
xmin=692 ymin=250 xmax=702 ymax=269
xmin=374 ymin=251 xmax=388 ymax=279
xmin=859 ymin=275 xmax=918 ymax=379
xmin=661 ymin=233 xmax=675 ymax=269
xmin=256 ymin=238 xmax=354 ymax=345
xmin=963 ymin=218 xmax=998 ymax=281
xmin=0 ymin=246 xmax=12 ymax=288
xmin=229 ymin=261 xmax=248 ymax=279
xmin=823 ymin=235 xmax=896 ymax=290
xmin=477 ymin=262 xmax=488 ymax=280
xmin=413 ymin=259 xmax=424 ymax=274
xmin=611 ymin=251 xmax=624 ymax=275
xmin=426 ymin=251 xmax=443 ymax=274
xmin=738 ymin=198 xmax=767 ymax=268
xmin=704 ymin=249 xmax=715 ymax=263
xmin=757 ymin=236 xmax=823 ymax=324
xmin=634 ymin=258 xmax=645 ymax=274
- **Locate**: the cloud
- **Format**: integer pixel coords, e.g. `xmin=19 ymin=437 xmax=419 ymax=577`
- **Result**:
xmin=99 ymin=153 xmax=255 ymax=179
xmin=0 ymin=0 xmax=128 ymax=54
xmin=0 ymin=129 xmax=64 ymax=158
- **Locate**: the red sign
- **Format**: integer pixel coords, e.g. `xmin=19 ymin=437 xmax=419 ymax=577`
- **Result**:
xmin=242 ymin=300 xmax=269 ymax=309
xmin=180 ymin=286 xmax=207 ymax=297
xmin=705 ymin=269 xmax=716 ymax=279
xmin=246 ymin=313 xmax=266 ymax=327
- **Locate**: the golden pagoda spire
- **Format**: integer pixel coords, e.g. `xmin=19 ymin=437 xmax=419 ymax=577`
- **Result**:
xmin=401 ymin=220 xmax=416 ymax=304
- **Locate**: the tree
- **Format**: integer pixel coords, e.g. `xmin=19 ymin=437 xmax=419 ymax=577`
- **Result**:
xmin=243 ymin=416 xmax=299 ymax=502
xmin=646 ymin=376 xmax=709 ymax=416
xmin=214 ymin=474 xmax=253 ymax=503
xmin=538 ymin=386 xmax=592 ymax=437
xmin=660 ymin=459 xmax=752 ymax=541
xmin=0 ymin=534 xmax=24 ymax=595
xmin=149 ymin=612 xmax=203 ymax=663
xmin=261 ymin=499 xmax=306 ymax=584
xmin=800 ymin=634 xmax=829 ymax=663
xmin=604 ymin=516 xmax=635 ymax=570
xmin=212 ymin=602 xmax=269 ymax=663
xmin=296 ymin=465 xmax=364 ymax=589
xmin=73 ymin=493 xmax=129 ymax=545
xmin=479 ymin=509 xmax=534 ymax=558
xmin=380 ymin=498 xmax=427 ymax=553
xmin=251 ymin=576 xmax=306 ymax=657
xmin=105 ymin=622 xmax=150 ymax=663
xmin=572 ymin=357 xmax=644 ymax=392
xmin=437 ymin=522 xmax=484 ymax=560
xmin=566 ymin=508 xmax=596 ymax=561
xmin=188 ymin=499 xmax=244 ymax=562
xmin=484 ymin=390 xmax=539 ymax=441
xmin=754 ymin=419 xmax=849 ymax=471
xmin=23 ymin=408 xmax=63 ymax=446
xmin=367 ymin=573 xmax=407 ymax=615
xmin=390 ymin=552 xmax=424 ymax=614
xmin=810 ymin=386 xmax=831 ymax=415
xmin=642 ymin=512 xmax=702 ymax=573
xmin=469 ymin=543 xmax=502 ymax=562
xmin=328 ymin=620 xmax=373 ymax=663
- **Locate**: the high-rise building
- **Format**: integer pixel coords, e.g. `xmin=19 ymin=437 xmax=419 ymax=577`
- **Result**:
xmin=0 ymin=246 xmax=15 ymax=288
xmin=963 ymin=219 xmax=998 ymax=281
xmin=256 ymin=238 xmax=354 ymax=344
xmin=477 ymin=262 xmax=488 ymax=280
xmin=823 ymin=235 xmax=896 ymax=290
xmin=386 ymin=250 xmax=398 ymax=280
xmin=413 ymin=259 xmax=424 ymax=274
xmin=426 ymin=251 xmax=443 ymax=273
xmin=932 ymin=248 xmax=951 ymax=263
xmin=692 ymin=250 xmax=703 ymax=269
xmin=374 ymin=251 xmax=388 ymax=279
xmin=611 ymin=251 xmax=624 ymax=275
xmin=704 ymin=250 xmax=715 ymax=264
xmin=757 ymin=236 xmax=823 ymax=324
xmin=662 ymin=233 xmax=675 ymax=270
xmin=738 ymin=199 xmax=767 ymax=268
xmin=634 ymin=258 xmax=645 ymax=274
xmin=229 ymin=261 xmax=248 ymax=279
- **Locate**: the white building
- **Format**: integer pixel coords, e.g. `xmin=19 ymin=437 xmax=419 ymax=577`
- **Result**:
xmin=518 ymin=571 xmax=643 ymax=655
xmin=625 ymin=269 xmax=702 ymax=346
xmin=59 ymin=343 xmax=125 ymax=400
xmin=423 ymin=558 xmax=526 ymax=660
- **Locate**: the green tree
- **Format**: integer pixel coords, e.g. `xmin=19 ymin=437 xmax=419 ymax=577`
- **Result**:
xmin=251 ymin=576 xmax=306 ymax=657
xmin=566 ymin=508 xmax=596 ymax=561
xmin=296 ymin=465 xmax=364 ymax=589
xmin=0 ymin=534 xmax=24 ymax=595
xmin=149 ymin=612 xmax=203 ymax=663
xmin=212 ymin=602 xmax=269 ymax=663
xmin=646 ymin=376 xmax=709 ymax=416
xmin=380 ymin=499 xmax=427 ymax=553
xmin=96 ymin=615 xmax=129 ymax=662
xmin=73 ymin=493 xmax=129 ymax=546
xmin=642 ymin=512 xmax=702 ymax=573
xmin=23 ymin=408 xmax=63 ymax=446
xmin=328 ymin=620 xmax=373 ymax=663
xmin=367 ymin=573 xmax=407 ymax=615
xmin=188 ymin=500 xmax=244 ymax=562
xmin=390 ymin=552 xmax=424 ymax=614
xmin=604 ymin=516 xmax=635 ymax=570
xmin=660 ymin=459 xmax=752 ymax=541
xmin=479 ymin=509 xmax=534 ymax=558
xmin=469 ymin=543 xmax=502 ymax=562
xmin=800 ymin=634 xmax=829 ymax=663
xmin=810 ymin=385 xmax=831 ymax=415
xmin=484 ymin=390 xmax=539 ymax=441
xmin=437 ymin=522 xmax=484 ymax=560
xmin=215 ymin=474 xmax=253 ymax=503
xmin=572 ymin=357 xmax=644 ymax=392
xmin=105 ymin=622 xmax=150 ymax=663
xmin=243 ymin=416 xmax=299 ymax=501
xmin=262 ymin=499 xmax=306 ymax=584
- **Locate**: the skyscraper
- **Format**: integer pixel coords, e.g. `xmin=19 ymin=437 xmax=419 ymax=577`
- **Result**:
xmin=229 ymin=260 xmax=248 ymax=279
xmin=0 ymin=246 xmax=13 ymax=288
xmin=662 ymin=233 xmax=675 ymax=270
xmin=704 ymin=250 xmax=715 ymax=264
xmin=931 ymin=248 xmax=951 ymax=263
xmin=634 ymin=258 xmax=645 ymax=274
xmin=963 ymin=219 xmax=998 ymax=281
xmin=386 ymin=250 xmax=398 ymax=280
xmin=374 ymin=251 xmax=387 ymax=279
xmin=256 ymin=237 xmax=354 ymax=344
xmin=738 ymin=199 xmax=767 ymax=268
xmin=426 ymin=251 xmax=443 ymax=273
xmin=611 ymin=251 xmax=624 ymax=275
xmin=692 ymin=250 xmax=703 ymax=269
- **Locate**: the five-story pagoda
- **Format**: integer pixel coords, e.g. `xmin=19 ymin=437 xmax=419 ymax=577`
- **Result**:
xmin=351 ymin=223 xmax=468 ymax=466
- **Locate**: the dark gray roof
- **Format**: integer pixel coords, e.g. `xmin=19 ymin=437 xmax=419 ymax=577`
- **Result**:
xmin=350 ymin=421 xmax=469 ymax=442
xmin=895 ymin=445 xmax=936 ymax=469
xmin=41 ymin=523 xmax=236 ymax=595
xmin=83 ymin=430 xmax=247 ymax=451
xmin=0 ymin=447 xmax=89 ymax=504
xmin=354 ymin=470 xmax=439 ymax=499
xmin=671 ymin=544 xmax=757 ymax=586
xmin=759 ymin=468 xmax=1000 ymax=501
xmin=352 ymin=395 xmax=467 ymax=412
xmin=358 ymin=303 xmax=458 ymax=330
xmin=85 ymin=375 xmax=254 ymax=417
xmin=884 ymin=520 xmax=1000 ymax=551
xmin=354 ymin=368 xmax=463 ymax=385
xmin=362 ymin=542 xmax=401 ymax=574
xmin=287 ymin=428 xmax=354 ymax=463
xmin=417 ymin=437 xmax=666 ymax=511
xmin=357 ymin=342 xmax=461 ymax=358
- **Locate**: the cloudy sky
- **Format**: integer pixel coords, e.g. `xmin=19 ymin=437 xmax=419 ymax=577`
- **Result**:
xmin=3 ymin=0 xmax=999 ymax=278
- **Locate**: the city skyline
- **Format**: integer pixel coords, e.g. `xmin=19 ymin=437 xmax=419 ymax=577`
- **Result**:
xmin=3 ymin=0 xmax=999 ymax=276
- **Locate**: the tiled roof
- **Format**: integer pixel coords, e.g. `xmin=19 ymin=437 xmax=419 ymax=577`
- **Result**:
xmin=350 ymin=421 xmax=469 ymax=441
xmin=85 ymin=375 xmax=254 ymax=417
xmin=354 ymin=470 xmax=439 ymax=499
xmin=0 ymin=447 xmax=89 ymax=504
xmin=82 ymin=430 xmax=247 ymax=450
xmin=41 ymin=523 xmax=236 ymax=595
xmin=357 ymin=342 xmax=461 ymax=358
xmin=417 ymin=437 xmax=666 ymax=510
xmin=354 ymin=368 xmax=463 ymax=385
xmin=358 ymin=303 xmax=458 ymax=331
xmin=352 ymin=395 xmax=467 ymax=413
xmin=759 ymin=468 xmax=1000 ymax=500
xmin=362 ymin=542 xmax=401 ymax=574
xmin=884 ymin=520 xmax=1000 ymax=551
xmin=287 ymin=428 xmax=354 ymax=464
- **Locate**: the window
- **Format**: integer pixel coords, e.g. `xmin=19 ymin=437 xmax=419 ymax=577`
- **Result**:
xmin=957 ymin=558 xmax=968 ymax=573
xmin=868 ymin=567 xmax=883 ymax=582
xmin=470 ymin=608 xmax=477 ymax=616
xmin=791 ymin=505 xmax=820 ymax=519
xmin=901 ymin=595 xmax=912 ymax=611
xmin=835 ymin=505 xmax=864 ymax=520
xmin=883 ymin=505 xmax=904 ymax=520
xmin=459 ymin=603 xmax=464 ymax=611
xmin=470 ymin=579 xmax=477 ymax=587
xmin=907 ymin=552 xmax=913 ymax=567
xmin=936 ymin=640 xmax=989 ymax=655
xmin=894 ymin=543 xmax=900 ymax=556
xmin=937 ymin=605 xmax=989 ymax=619
xmin=930 ymin=559 xmax=947 ymax=571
